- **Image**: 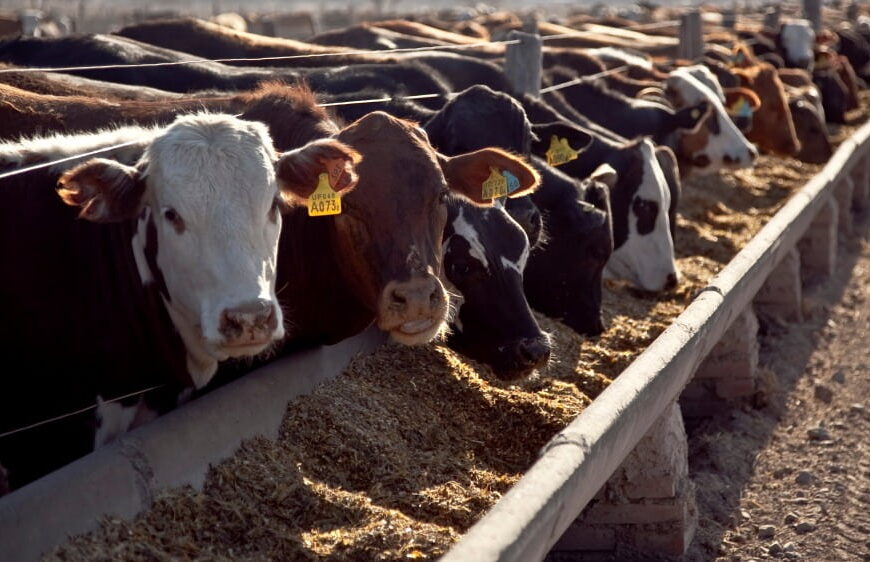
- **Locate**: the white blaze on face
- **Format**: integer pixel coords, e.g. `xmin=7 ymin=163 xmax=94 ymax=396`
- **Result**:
xmin=781 ymin=20 xmax=816 ymax=70
xmin=605 ymin=140 xmax=678 ymax=291
xmin=131 ymin=114 xmax=284 ymax=387
xmin=667 ymin=67 xmax=758 ymax=176
xmin=683 ymin=65 xmax=726 ymax=104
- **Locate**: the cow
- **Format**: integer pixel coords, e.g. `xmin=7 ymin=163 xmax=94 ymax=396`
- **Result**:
xmin=521 ymin=95 xmax=680 ymax=293
xmin=0 ymin=113 xmax=359 ymax=489
xmin=789 ymin=97 xmax=833 ymax=164
xmin=664 ymin=67 xmax=759 ymax=177
xmin=730 ymin=60 xmax=802 ymax=156
xmin=543 ymin=66 xmax=711 ymax=148
xmin=0 ymin=34 xmax=455 ymax=104
xmin=778 ymin=19 xmax=816 ymax=70
xmin=422 ymin=85 xmax=618 ymax=337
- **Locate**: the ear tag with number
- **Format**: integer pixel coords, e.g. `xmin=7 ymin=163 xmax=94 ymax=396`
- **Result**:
xmin=308 ymin=172 xmax=342 ymax=217
xmin=546 ymin=135 xmax=580 ymax=167
xmin=481 ymin=166 xmax=508 ymax=199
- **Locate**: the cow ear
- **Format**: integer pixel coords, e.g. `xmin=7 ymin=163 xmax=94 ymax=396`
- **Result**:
xmin=276 ymin=138 xmax=361 ymax=203
xmin=587 ymin=163 xmax=618 ymax=190
xmin=439 ymin=148 xmax=541 ymax=205
xmin=530 ymin=122 xmax=592 ymax=157
xmin=724 ymin=87 xmax=762 ymax=111
xmin=57 ymin=158 xmax=145 ymax=223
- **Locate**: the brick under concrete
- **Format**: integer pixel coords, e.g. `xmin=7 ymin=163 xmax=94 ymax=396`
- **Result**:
xmin=754 ymin=247 xmax=803 ymax=323
xmin=550 ymin=403 xmax=696 ymax=558
xmin=798 ymin=195 xmax=838 ymax=281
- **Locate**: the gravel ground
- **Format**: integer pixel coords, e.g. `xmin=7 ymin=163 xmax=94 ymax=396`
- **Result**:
xmin=687 ymin=211 xmax=870 ymax=561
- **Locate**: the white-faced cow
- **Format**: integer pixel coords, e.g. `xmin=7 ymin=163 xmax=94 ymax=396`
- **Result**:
xmin=665 ymin=66 xmax=759 ymax=178
xmin=0 ymin=113 xmax=359 ymax=490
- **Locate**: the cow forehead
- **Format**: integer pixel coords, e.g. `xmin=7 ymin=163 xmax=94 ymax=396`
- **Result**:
xmin=144 ymin=115 xmax=278 ymax=213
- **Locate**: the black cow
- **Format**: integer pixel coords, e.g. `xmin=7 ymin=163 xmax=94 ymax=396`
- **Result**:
xmin=0 ymin=34 xmax=453 ymax=107
xmin=543 ymin=66 xmax=710 ymax=147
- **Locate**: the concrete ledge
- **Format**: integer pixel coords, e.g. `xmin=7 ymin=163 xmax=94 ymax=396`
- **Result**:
xmin=442 ymin=118 xmax=870 ymax=562
xmin=0 ymin=327 xmax=386 ymax=562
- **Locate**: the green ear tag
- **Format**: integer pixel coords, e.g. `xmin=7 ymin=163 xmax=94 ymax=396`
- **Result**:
xmin=308 ymin=172 xmax=342 ymax=217
xmin=481 ymin=166 xmax=508 ymax=199
xmin=546 ymin=135 xmax=579 ymax=167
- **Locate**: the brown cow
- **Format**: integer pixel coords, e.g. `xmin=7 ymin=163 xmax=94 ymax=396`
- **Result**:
xmin=0 ymin=64 xmax=182 ymax=100
xmin=361 ymin=20 xmax=486 ymax=45
xmin=732 ymin=62 xmax=801 ymax=156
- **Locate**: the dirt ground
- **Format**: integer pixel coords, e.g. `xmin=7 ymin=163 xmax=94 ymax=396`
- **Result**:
xmin=686 ymin=212 xmax=870 ymax=561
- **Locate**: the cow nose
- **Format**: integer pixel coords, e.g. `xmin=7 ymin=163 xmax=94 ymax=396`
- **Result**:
xmin=664 ymin=273 xmax=679 ymax=291
xmin=513 ymin=336 xmax=551 ymax=370
xmin=387 ymin=276 xmax=444 ymax=314
xmin=219 ymin=299 xmax=278 ymax=342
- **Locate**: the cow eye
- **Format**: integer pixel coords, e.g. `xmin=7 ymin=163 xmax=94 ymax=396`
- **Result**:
xmin=162 ymin=207 xmax=185 ymax=232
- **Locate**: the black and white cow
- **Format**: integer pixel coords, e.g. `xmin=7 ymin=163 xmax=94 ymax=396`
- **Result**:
xmin=423 ymin=86 xmax=553 ymax=377
xmin=522 ymin=95 xmax=680 ymax=292
xmin=0 ymin=114 xmax=358 ymax=489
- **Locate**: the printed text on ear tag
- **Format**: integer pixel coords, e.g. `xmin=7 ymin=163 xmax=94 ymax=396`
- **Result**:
xmin=308 ymin=173 xmax=342 ymax=217
xmin=481 ymin=166 xmax=508 ymax=199
xmin=546 ymin=135 xmax=579 ymax=167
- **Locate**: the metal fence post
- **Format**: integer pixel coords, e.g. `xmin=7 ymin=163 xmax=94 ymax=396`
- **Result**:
xmin=803 ymin=0 xmax=822 ymax=31
xmin=678 ymin=11 xmax=703 ymax=62
xmin=505 ymin=30 xmax=542 ymax=98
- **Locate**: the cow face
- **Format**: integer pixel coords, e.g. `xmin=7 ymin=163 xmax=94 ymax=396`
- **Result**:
xmin=666 ymin=68 xmax=758 ymax=178
xmin=733 ymin=64 xmax=801 ymax=156
xmin=332 ymin=111 xmax=539 ymax=346
xmin=524 ymin=162 xmax=614 ymax=335
xmin=780 ymin=20 xmax=816 ymax=70
xmin=442 ymin=201 xmax=550 ymax=380
xmin=604 ymin=140 xmax=679 ymax=292
xmin=58 ymin=114 xmax=359 ymax=387
xmin=790 ymin=98 xmax=833 ymax=164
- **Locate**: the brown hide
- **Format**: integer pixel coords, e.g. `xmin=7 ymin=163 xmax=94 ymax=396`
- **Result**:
xmin=733 ymin=63 xmax=801 ymax=156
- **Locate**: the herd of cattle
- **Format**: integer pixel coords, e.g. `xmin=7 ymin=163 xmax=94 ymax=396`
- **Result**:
xmin=0 ymin=9 xmax=867 ymax=496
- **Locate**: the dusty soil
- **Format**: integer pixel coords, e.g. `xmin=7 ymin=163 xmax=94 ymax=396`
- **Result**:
xmin=687 ymin=212 xmax=870 ymax=562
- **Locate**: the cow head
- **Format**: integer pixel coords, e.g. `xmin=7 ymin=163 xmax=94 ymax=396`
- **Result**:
xmin=603 ymin=139 xmax=680 ymax=292
xmin=331 ymin=111 xmax=539 ymax=345
xmin=524 ymin=161 xmax=615 ymax=335
xmin=790 ymin=98 xmax=833 ymax=164
xmin=779 ymin=20 xmax=816 ymax=70
xmin=733 ymin=63 xmax=801 ymax=156
xmin=58 ymin=114 xmax=359 ymax=387
xmin=443 ymin=200 xmax=549 ymax=379
xmin=666 ymin=67 xmax=758 ymax=177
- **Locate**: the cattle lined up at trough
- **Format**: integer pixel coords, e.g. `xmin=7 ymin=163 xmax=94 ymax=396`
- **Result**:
xmin=0 ymin=8 xmax=866 ymax=510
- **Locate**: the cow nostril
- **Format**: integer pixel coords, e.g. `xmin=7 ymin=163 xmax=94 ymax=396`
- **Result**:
xmin=664 ymin=273 xmax=679 ymax=290
xmin=390 ymin=290 xmax=407 ymax=307
xmin=723 ymin=154 xmax=736 ymax=164
xmin=516 ymin=337 xmax=551 ymax=367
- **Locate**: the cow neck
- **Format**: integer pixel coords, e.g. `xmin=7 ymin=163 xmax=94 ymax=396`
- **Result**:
xmin=562 ymin=81 xmax=671 ymax=141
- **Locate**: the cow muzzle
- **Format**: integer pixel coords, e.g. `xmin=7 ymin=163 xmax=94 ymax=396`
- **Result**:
xmin=500 ymin=336 xmax=551 ymax=380
xmin=379 ymin=275 xmax=448 ymax=345
xmin=217 ymin=298 xmax=281 ymax=354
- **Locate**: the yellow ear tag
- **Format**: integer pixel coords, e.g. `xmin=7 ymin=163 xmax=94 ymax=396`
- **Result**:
xmin=481 ymin=166 xmax=508 ymax=200
xmin=307 ymin=172 xmax=342 ymax=217
xmin=546 ymin=135 xmax=579 ymax=167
